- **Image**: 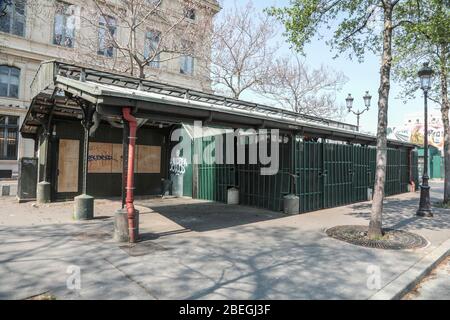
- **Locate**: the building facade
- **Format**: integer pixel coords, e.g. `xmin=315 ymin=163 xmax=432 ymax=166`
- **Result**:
xmin=0 ymin=0 xmax=220 ymax=177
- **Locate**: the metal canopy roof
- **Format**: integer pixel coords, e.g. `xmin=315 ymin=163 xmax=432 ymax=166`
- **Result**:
xmin=21 ymin=60 xmax=417 ymax=148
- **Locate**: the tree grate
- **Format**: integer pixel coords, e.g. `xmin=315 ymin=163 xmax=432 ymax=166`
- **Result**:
xmin=326 ymin=225 xmax=428 ymax=250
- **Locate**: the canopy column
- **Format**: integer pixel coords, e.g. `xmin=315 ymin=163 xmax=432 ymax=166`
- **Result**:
xmin=73 ymin=101 xmax=96 ymax=220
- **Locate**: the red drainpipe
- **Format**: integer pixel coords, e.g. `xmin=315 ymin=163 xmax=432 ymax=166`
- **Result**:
xmin=122 ymin=107 xmax=138 ymax=243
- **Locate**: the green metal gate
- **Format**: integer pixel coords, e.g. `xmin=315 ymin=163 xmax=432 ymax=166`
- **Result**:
xmin=352 ymin=146 xmax=372 ymax=203
xmin=197 ymin=135 xmax=236 ymax=202
xmin=323 ymin=143 xmax=354 ymax=208
xmin=295 ymin=141 xmax=323 ymax=213
xmin=238 ymin=135 xmax=290 ymax=211
xmin=194 ymin=133 xmax=417 ymax=213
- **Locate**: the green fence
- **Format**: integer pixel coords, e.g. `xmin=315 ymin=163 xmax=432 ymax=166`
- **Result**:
xmin=195 ymin=134 xmax=417 ymax=213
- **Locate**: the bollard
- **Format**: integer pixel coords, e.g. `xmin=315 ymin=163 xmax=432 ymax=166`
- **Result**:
xmin=37 ymin=181 xmax=51 ymax=204
xmin=74 ymin=194 xmax=94 ymax=220
xmin=227 ymin=187 xmax=239 ymax=205
xmin=283 ymin=194 xmax=299 ymax=215
xmin=114 ymin=209 xmax=129 ymax=242
xmin=367 ymin=188 xmax=373 ymax=201
xmin=171 ymin=174 xmax=183 ymax=197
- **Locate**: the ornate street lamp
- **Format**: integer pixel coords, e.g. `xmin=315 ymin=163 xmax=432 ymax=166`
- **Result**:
xmin=417 ymin=62 xmax=434 ymax=217
xmin=346 ymin=91 xmax=372 ymax=131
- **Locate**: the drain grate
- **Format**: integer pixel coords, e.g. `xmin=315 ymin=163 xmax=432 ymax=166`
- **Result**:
xmin=326 ymin=225 xmax=428 ymax=250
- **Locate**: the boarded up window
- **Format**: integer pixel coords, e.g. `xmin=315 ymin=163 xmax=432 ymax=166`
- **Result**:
xmin=87 ymin=142 xmax=160 ymax=174
xmin=58 ymin=139 xmax=79 ymax=193
xmin=88 ymin=142 xmax=113 ymax=173
xmin=137 ymin=145 xmax=161 ymax=173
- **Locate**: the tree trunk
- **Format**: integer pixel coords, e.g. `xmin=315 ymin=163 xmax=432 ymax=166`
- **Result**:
xmin=368 ymin=3 xmax=394 ymax=239
xmin=139 ymin=65 xmax=145 ymax=79
xmin=440 ymin=44 xmax=450 ymax=204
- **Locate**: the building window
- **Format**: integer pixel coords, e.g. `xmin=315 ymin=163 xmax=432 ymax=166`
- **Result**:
xmin=0 ymin=66 xmax=20 ymax=98
xmin=0 ymin=0 xmax=25 ymax=37
xmin=0 ymin=115 xmax=19 ymax=160
xmin=184 ymin=8 xmax=196 ymax=20
xmin=180 ymin=41 xmax=194 ymax=75
xmin=53 ymin=1 xmax=76 ymax=48
xmin=144 ymin=30 xmax=161 ymax=68
xmin=98 ymin=15 xmax=116 ymax=57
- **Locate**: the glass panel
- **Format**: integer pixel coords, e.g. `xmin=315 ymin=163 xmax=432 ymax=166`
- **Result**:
xmin=98 ymin=16 xmax=115 ymax=57
xmin=145 ymin=31 xmax=160 ymax=67
xmin=0 ymin=116 xmax=5 ymax=124
xmin=54 ymin=2 xmax=76 ymax=48
xmin=7 ymin=116 xmax=18 ymax=126
xmin=180 ymin=55 xmax=194 ymax=75
xmin=0 ymin=66 xmax=10 ymax=97
xmin=6 ymin=128 xmax=17 ymax=159
xmin=12 ymin=19 xmax=24 ymax=36
xmin=15 ymin=0 xmax=25 ymax=15
xmin=53 ymin=13 xmax=64 ymax=45
xmin=9 ymin=84 xmax=18 ymax=98
xmin=0 ymin=11 xmax=11 ymax=33
xmin=0 ymin=127 xmax=4 ymax=158
xmin=65 ymin=12 xmax=75 ymax=47
xmin=13 ymin=0 xmax=25 ymax=36
xmin=98 ymin=26 xmax=106 ymax=55
xmin=10 ymin=67 xmax=19 ymax=77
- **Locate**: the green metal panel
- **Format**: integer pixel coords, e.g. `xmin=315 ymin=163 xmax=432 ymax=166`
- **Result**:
xmin=411 ymin=150 xmax=419 ymax=190
xmin=323 ymin=143 xmax=353 ymax=208
xmin=431 ymin=155 xmax=443 ymax=179
xmin=197 ymin=134 xmax=237 ymax=202
xmin=195 ymin=131 xmax=418 ymax=213
xmin=238 ymin=134 xmax=290 ymax=211
xmin=295 ymin=140 xmax=323 ymax=213
xmin=181 ymin=129 xmax=193 ymax=197
xmin=400 ymin=149 xmax=410 ymax=193
xmin=385 ymin=148 xmax=400 ymax=196
xmin=352 ymin=145 xmax=371 ymax=202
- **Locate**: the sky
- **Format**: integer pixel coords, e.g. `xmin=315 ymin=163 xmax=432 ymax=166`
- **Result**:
xmin=218 ymin=0 xmax=440 ymax=135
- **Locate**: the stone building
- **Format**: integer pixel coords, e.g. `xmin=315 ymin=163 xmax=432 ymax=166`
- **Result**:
xmin=0 ymin=0 xmax=220 ymax=177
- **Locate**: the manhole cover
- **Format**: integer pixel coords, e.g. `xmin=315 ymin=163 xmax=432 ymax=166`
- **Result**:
xmin=326 ymin=225 xmax=428 ymax=250
xmin=119 ymin=241 xmax=168 ymax=257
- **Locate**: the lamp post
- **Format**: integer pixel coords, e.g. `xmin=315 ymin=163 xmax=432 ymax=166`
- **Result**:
xmin=417 ymin=62 xmax=434 ymax=217
xmin=346 ymin=91 xmax=372 ymax=131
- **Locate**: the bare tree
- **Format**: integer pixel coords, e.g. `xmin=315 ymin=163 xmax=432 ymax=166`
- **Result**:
xmin=75 ymin=0 xmax=214 ymax=79
xmin=208 ymin=0 xmax=278 ymax=99
xmin=256 ymin=55 xmax=347 ymax=118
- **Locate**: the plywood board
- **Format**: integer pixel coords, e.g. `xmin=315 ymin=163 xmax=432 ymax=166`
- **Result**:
xmin=58 ymin=139 xmax=80 ymax=193
xmin=111 ymin=143 xmax=123 ymax=173
xmin=137 ymin=145 xmax=161 ymax=173
xmin=88 ymin=142 xmax=113 ymax=173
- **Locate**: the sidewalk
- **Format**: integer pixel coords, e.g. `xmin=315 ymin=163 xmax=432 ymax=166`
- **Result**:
xmin=403 ymin=256 xmax=450 ymax=300
xmin=0 ymin=182 xmax=448 ymax=299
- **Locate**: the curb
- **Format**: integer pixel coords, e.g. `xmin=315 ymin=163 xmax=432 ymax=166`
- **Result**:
xmin=369 ymin=238 xmax=450 ymax=300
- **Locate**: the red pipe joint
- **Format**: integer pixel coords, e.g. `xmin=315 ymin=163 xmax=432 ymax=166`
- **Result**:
xmin=122 ymin=107 xmax=138 ymax=243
